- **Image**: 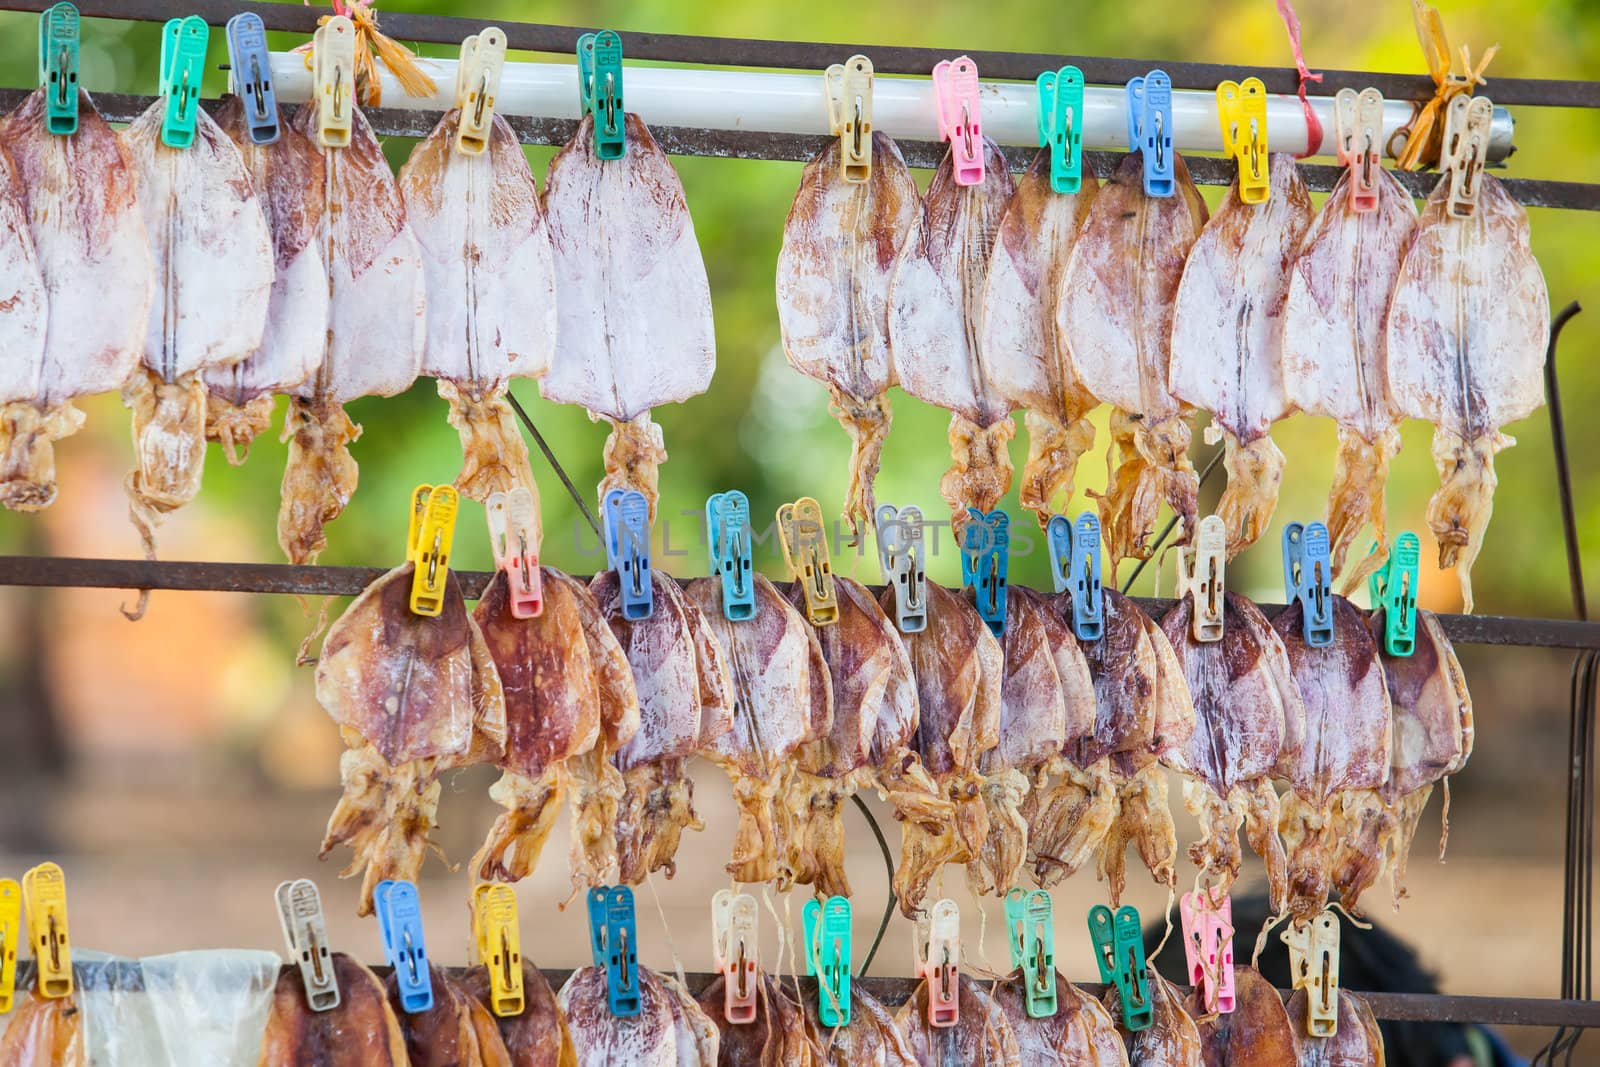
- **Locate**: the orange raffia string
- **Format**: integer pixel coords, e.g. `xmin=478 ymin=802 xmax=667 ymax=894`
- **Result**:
xmin=294 ymin=0 xmax=436 ymax=108
xmin=1395 ymin=0 xmax=1498 ymax=171
xmin=1274 ymin=0 xmax=1324 ymax=158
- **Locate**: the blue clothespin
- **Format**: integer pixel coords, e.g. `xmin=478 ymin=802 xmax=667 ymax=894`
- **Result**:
xmin=1089 ymin=904 xmax=1152 ymax=1031
xmin=1006 ymin=889 xmax=1057 ymax=1019
xmin=577 ymin=30 xmax=625 ymax=159
xmin=1125 ymin=70 xmax=1174 ymax=197
xmin=38 ymin=2 xmax=79 ymax=136
xmin=1071 ymin=514 xmax=1103 ymax=641
xmin=373 ymin=880 xmax=432 ymax=1014
xmin=602 ymin=489 xmax=653 ymax=621
xmin=876 ymin=504 xmax=927 ymax=634
xmin=1369 ymin=531 xmax=1421 ymax=658
xmin=803 ymin=896 xmax=852 ymax=1027
xmin=159 ymin=15 xmax=208 ymax=150
xmin=1035 ymin=66 xmax=1084 ymax=194
xmin=225 ymin=12 xmax=278 ymax=145
xmin=1282 ymin=522 xmax=1334 ymax=648
xmin=960 ymin=508 xmax=1009 ymax=636
xmin=587 ymin=886 xmax=640 ymax=1017
xmin=706 ymin=491 xmax=756 ymax=621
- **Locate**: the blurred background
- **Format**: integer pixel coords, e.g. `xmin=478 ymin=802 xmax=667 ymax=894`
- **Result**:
xmin=0 ymin=0 xmax=1595 ymax=1058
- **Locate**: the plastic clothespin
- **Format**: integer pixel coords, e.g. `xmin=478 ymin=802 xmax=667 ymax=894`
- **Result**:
xmin=472 ymin=883 xmax=524 ymax=1017
xmin=577 ymin=30 xmax=625 ymax=160
xmin=159 ymin=15 xmax=208 ymax=150
xmin=312 ymin=15 xmax=356 ymax=149
xmin=1004 ymin=889 xmax=1056 ymax=1020
xmin=275 ymin=879 xmax=339 ymax=1012
xmin=1283 ymin=912 xmax=1340 ymax=1038
xmin=960 ymin=508 xmax=1009 ymax=637
xmin=1282 ymin=522 xmax=1334 ymax=649
xmin=914 ymin=899 xmax=961 ymax=1028
xmin=38 ymin=2 xmax=79 ymax=136
xmin=1089 ymin=904 xmax=1152 ymax=1031
xmin=409 ymin=485 xmax=459 ymax=617
xmin=1179 ymin=888 xmax=1236 ymax=1015
xmin=931 ymin=56 xmax=984 ymax=186
xmin=374 ymin=880 xmax=432 ymax=1014
xmin=777 ymin=497 xmax=838 ymax=626
xmin=706 ymin=491 xmax=756 ymax=622
xmin=875 ymin=504 xmax=927 ymax=634
xmin=804 ymin=896 xmax=852 ymax=1026
xmin=455 ymin=27 xmax=506 ymax=156
xmin=1175 ymin=515 xmax=1226 ymax=643
xmin=824 ymin=55 xmax=873 ymax=183
xmin=587 ymin=886 xmax=640 ymax=1017
xmin=1368 ymin=531 xmax=1420 ymax=658
xmin=0 ymin=878 xmax=19 ymax=1013
xmin=1333 ymin=87 xmax=1383 ymax=213
xmin=1126 ymin=71 xmax=1174 ymax=197
xmin=1063 ymin=514 xmax=1104 ymax=640
xmin=602 ymin=488 xmax=654 ymax=621
xmin=1036 ymin=66 xmax=1085 ymax=194
xmin=21 ymin=863 xmax=70 ymax=1000
xmin=487 ymin=488 xmax=543 ymax=619
xmin=1442 ymin=94 xmax=1493 ymax=219
xmin=1216 ymin=77 xmax=1269 ymax=204
xmin=225 ymin=12 xmax=278 ymax=145
xmin=711 ymin=890 xmax=758 ymax=1025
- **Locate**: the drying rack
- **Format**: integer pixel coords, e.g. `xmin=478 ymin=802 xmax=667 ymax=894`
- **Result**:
xmin=0 ymin=0 xmax=1595 ymax=1052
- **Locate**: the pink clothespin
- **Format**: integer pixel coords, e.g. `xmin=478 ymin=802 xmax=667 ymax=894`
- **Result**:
xmin=711 ymin=890 xmax=758 ymax=1025
xmin=486 ymin=488 xmax=543 ymax=619
xmin=1180 ymin=888 xmax=1236 ymax=1014
xmin=915 ymin=899 xmax=961 ymax=1028
xmin=931 ymin=57 xmax=984 ymax=186
xmin=1333 ymin=88 xmax=1384 ymax=214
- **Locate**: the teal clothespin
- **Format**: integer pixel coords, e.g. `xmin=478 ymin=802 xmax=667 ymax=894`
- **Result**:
xmin=1283 ymin=522 xmax=1334 ymax=648
xmin=1006 ymin=889 xmax=1057 ymax=1019
xmin=373 ymin=880 xmax=432 ymax=1014
xmin=1369 ymin=531 xmax=1421 ymax=658
xmin=577 ymin=30 xmax=625 ymax=159
xmin=160 ymin=15 xmax=208 ymax=150
xmin=587 ymin=886 xmax=640 ymax=1017
xmin=960 ymin=508 xmax=1009 ymax=636
xmin=707 ymin=490 xmax=756 ymax=621
xmin=38 ymin=2 xmax=79 ymax=136
xmin=1089 ymin=904 xmax=1152 ymax=1032
xmin=804 ymin=896 xmax=852 ymax=1026
xmin=1035 ymin=66 xmax=1084 ymax=194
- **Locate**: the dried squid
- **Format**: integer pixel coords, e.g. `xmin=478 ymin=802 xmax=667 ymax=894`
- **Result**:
xmin=541 ymin=113 xmax=714 ymax=517
xmin=797 ymin=979 xmax=918 ymax=1066
xmin=697 ymin=972 xmax=817 ymax=1066
xmin=1061 ymin=152 xmax=1207 ymax=573
xmin=558 ymin=967 xmax=718 ymax=1066
xmin=1169 ymin=154 xmax=1313 ymax=556
xmin=388 ymin=963 xmax=513 ymax=1066
xmin=459 ymin=959 xmax=578 ymax=1066
xmin=887 ymin=137 xmax=1017 ymax=527
xmin=1288 ymin=989 xmax=1385 ymax=1066
xmin=0 ymin=87 xmax=149 ymax=512
xmin=777 ymin=132 xmax=918 ymax=531
xmin=315 ymin=562 xmax=506 ymax=913
xmin=1103 ymin=974 xmax=1200 ymax=1067
xmin=0 ymin=990 xmax=83 ymax=1064
xmin=995 ymin=974 xmax=1128 ymax=1066
xmin=257 ymin=953 xmax=408 ymax=1066
xmin=980 ymin=148 xmax=1101 ymax=521
xmin=1385 ymin=171 xmax=1549 ymax=611
xmin=1185 ymin=966 xmax=1298 ymax=1066
xmin=896 ymin=973 xmax=1021 ymax=1065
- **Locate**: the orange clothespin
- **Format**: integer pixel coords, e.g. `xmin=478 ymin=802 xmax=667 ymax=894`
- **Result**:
xmin=486 ymin=487 xmax=543 ymax=619
xmin=711 ymin=890 xmax=758 ymax=1025
xmin=931 ymin=57 xmax=983 ymax=186
xmin=914 ymin=899 xmax=960 ymax=1028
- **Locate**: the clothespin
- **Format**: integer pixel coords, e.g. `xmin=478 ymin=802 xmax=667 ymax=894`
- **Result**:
xmin=875 ymin=504 xmax=927 ymax=634
xmin=21 ymin=863 xmax=70 ymax=1000
xmin=602 ymin=488 xmax=653 ymax=621
xmin=803 ymin=896 xmax=852 ymax=1027
xmin=1334 ymin=88 xmax=1383 ymax=213
xmin=777 ymin=497 xmax=838 ymax=626
xmin=1175 ymin=515 xmax=1226 ymax=643
xmin=312 ymin=15 xmax=356 ymax=149
xmin=711 ymin=890 xmax=758 ymax=1026
xmin=487 ymin=487 xmax=543 ymax=619
xmin=275 ymin=879 xmax=339 ymax=1012
xmin=374 ymin=880 xmax=432 ymax=1014
xmin=225 ymin=13 xmax=278 ymax=145
xmin=914 ymin=899 xmax=960 ymax=1028
xmin=455 ymin=28 xmax=505 ymax=156
xmin=158 ymin=16 xmax=208 ymax=150
xmin=0 ymin=879 xmax=19 ymax=1013
xmin=1005 ymin=889 xmax=1056 ymax=1020
xmin=1441 ymin=94 xmax=1493 ymax=218
xmin=38 ymin=2 xmax=79 ymax=136
xmin=1089 ymin=904 xmax=1152 ymax=1031
xmin=409 ymin=485 xmax=459 ymax=618
xmin=706 ymin=491 xmax=756 ymax=622
xmin=1126 ymin=71 xmax=1175 ymax=197
xmin=577 ymin=30 xmax=625 ymax=160
xmin=1368 ymin=531 xmax=1420 ymax=658
xmin=587 ymin=886 xmax=640 ymax=1017
xmin=1282 ymin=522 xmax=1334 ymax=649
xmin=1036 ymin=66 xmax=1085 ymax=194
xmin=1216 ymin=77 xmax=1269 ymax=204
xmin=1282 ymin=912 xmax=1340 ymax=1038
xmin=824 ymin=55 xmax=873 ymax=183
xmin=931 ymin=56 xmax=984 ymax=186
xmin=471 ymin=883 xmax=524 ymax=1018
xmin=1179 ymin=888 xmax=1236 ymax=1015
xmin=1046 ymin=513 xmax=1103 ymax=641
xmin=960 ymin=508 xmax=1009 ymax=637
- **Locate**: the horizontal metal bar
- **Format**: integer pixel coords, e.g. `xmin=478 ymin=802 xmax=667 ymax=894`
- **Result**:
xmin=1 ymin=556 xmax=1595 ymax=651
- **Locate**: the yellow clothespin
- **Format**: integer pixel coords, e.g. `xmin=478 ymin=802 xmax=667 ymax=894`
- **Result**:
xmin=1176 ymin=515 xmax=1226 ymax=643
xmin=777 ymin=497 xmax=838 ymax=626
xmin=472 ymin=884 xmax=524 ymax=1017
xmin=406 ymin=484 xmax=433 ymax=564
xmin=1441 ymin=94 xmax=1493 ymax=219
xmin=410 ymin=485 xmax=458 ymax=616
xmin=313 ymin=15 xmax=356 ymax=149
xmin=824 ymin=55 xmax=873 ymax=184
xmin=455 ymin=27 xmax=506 ymax=157
xmin=1216 ymin=77 xmax=1269 ymax=204
xmin=0 ymin=879 xmax=19 ymax=1012
xmin=22 ymin=863 xmax=70 ymax=999
xmin=1283 ymin=911 xmax=1340 ymax=1038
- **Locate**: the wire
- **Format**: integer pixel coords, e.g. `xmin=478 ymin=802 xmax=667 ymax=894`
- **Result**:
xmin=506 ymin=387 xmax=602 ymax=539
xmin=1118 ymin=446 xmax=1226 ymax=594
xmin=852 ymin=793 xmax=896 ymax=976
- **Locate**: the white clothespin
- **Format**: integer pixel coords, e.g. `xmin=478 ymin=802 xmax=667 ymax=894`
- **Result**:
xmin=1175 ymin=514 xmax=1226 ymax=642
xmin=455 ymin=27 xmax=506 ymax=156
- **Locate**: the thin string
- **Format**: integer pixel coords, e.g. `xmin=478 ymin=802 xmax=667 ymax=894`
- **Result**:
xmin=644 ymin=872 xmax=688 ymax=990
xmin=507 ymin=388 xmax=602 ymax=539
xmin=1273 ymin=0 xmax=1325 ymax=158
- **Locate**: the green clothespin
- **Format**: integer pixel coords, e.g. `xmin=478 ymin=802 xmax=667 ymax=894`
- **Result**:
xmin=38 ymin=2 xmax=79 ymax=135
xmin=1089 ymin=904 xmax=1152 ymax=1031
xmin=577 ymin=30 xmax=625 ymax=159
xmin=159 ymin=15 xmax=209 ymax=150
xmin=1368 ymin=531 xmax=1421 ymax=658
xmin=1006 ymin=889 xmax=1057 ymax=1019
xmin=1035 ymin=66 xmax=1084 ymax=193
xmin=803 ymin=896 xmax=851 ymax=1027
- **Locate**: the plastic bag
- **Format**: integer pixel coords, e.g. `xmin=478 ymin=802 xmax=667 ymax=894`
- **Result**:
xmin=140 ymin=950 xmax=278 ymax=1067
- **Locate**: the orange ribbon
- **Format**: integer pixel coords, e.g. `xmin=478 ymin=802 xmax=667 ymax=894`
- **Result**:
xmin=1394 ymin=0 xmax=1497 ymax=171
xmin=297 ymin=0 xmax=435 ymax=108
